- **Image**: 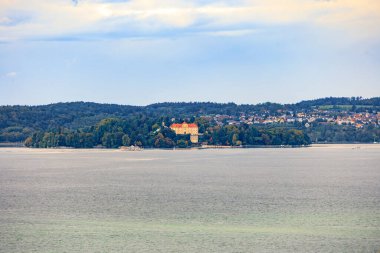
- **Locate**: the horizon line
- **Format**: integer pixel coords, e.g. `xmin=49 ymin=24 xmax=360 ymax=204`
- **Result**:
xmin=0 ymin=96 xmax=378 ymax=107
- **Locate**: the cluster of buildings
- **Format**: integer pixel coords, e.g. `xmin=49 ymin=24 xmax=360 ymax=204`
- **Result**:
xmin=211 ymin=110 xmax=380 ymax=129
xmin=170 ymin=122 xmax=199 ymax=143
xmin=167 ymin=110 xmax=379 ymax=144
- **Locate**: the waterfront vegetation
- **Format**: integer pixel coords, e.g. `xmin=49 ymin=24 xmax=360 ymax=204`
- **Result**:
xmin=24 ymin=118 xmax=311 ymax=148
xmin=1 ymin=97 xmax=379 ymax=148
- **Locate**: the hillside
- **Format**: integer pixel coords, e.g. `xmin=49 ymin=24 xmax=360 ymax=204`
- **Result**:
xmin=0 ymin=97 xmax=379 ymax=144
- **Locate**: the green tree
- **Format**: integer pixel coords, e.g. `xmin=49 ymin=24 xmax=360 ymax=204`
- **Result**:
xmin=232 ymin=133 xmax=239 ymax=146
xmin=102 ymin=133 xmax=113 ymax=148
xmin=122 ymin=134 xmax=131 ymax=146
xmin=177 ymin=139 xmax=188 ymax=148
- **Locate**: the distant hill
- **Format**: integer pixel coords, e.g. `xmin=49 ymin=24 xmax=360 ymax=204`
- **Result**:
xmin=0 ymin=97 xmax=379 ymax=143
xmin=290 ymin=97 xmax=380 ymax=109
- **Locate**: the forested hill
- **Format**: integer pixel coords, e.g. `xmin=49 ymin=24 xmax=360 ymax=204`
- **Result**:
xmin=290 ymin=97 xmax=380 ymax=109
xmin=0 ymin=102 xmax=140 ymax=131
xmin=0 ymin=97 xmax=379 ymax=144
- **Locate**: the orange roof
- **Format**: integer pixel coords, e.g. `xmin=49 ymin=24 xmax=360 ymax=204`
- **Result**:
xmin=170 ymin=122 xmax=198 ymax=128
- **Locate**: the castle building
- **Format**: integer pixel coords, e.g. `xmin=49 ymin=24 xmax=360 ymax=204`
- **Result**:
xmin=170 ymin=122 xmax=199 ymax=143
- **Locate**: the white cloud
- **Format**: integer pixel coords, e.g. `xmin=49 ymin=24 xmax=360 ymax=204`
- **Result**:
xmin=203 ymin=29 xmax=258 ymax=37
xmin=5 ymin=72 xmax=17 ymax=77
xmin=0 ymin=16 xmax=12 ymax=25
xmin=0 ymin=0 xmax=379 ymax=41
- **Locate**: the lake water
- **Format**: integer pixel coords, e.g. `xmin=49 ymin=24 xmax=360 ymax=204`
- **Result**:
xmin=0 ymin=145 xmax=379 ymax=252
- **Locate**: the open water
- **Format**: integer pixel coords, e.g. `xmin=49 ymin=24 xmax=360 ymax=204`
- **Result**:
xmin=0 ymin=145 xmax=379 ymax=252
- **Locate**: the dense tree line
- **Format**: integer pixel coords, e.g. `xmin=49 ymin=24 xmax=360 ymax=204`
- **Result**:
xmin=306 ymin=124 xmax=380 ymax=143
xmin=1 ymin=97 xmax=379 ymax=144
xmin=24 ymin=117 xmax=191 ymax=148
xmin=201 ymin=124 xmax=310 ymax=146
xmin=289 ymin=97 xmax=380 ymax=110
xmin=24 ymin=117 xmax=311 ymax=148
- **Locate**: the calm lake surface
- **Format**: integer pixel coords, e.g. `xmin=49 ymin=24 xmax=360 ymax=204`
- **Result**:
xmin=0 ymin=145 xmax=379 ymax=252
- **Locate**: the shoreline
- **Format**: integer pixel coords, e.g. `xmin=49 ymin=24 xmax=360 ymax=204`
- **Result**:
xmin=0 ymin=143 xmax=379 ymax=152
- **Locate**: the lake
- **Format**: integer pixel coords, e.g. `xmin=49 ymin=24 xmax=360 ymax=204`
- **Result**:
xmin=0 ymin=145 xmax=379 ymax=252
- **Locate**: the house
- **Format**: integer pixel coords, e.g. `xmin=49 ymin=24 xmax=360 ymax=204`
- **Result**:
xmin=170 ymin=122 xmax=199 ymax=143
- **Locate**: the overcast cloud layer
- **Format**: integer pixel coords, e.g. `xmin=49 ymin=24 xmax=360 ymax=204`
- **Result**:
xmin=0 ymin=0 xmax=379 ymax=105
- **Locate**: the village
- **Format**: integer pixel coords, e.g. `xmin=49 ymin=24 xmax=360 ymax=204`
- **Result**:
xmin=208 ymin=108 xmax=380 ymax=129
xmin=167 ymin=108 xmax=380 ymax=146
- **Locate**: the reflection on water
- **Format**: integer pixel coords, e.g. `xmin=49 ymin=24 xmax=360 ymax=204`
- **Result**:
xmin=0 ymin=146 xmax=379 ymax=252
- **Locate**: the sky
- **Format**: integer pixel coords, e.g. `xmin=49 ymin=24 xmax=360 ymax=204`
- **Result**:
xmin=0 ymin=0 xmax=380 ymax=105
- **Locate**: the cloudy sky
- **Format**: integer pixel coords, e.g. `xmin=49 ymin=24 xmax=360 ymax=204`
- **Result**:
xmin=0 ymin=0 xmax=379 ymax=105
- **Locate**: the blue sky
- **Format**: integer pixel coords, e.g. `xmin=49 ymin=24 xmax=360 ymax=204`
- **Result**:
xmin=0 ymin=0 xmax=379 ymax=105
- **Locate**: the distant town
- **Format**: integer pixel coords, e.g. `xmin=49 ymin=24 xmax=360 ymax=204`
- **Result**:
xmin=208 ymin=108 xmax=379 ymax=129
